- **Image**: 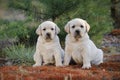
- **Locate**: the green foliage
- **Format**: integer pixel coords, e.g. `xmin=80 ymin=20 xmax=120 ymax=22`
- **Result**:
xmin=8 ymin=0 xmax=45 ymax=20
xmin=40 ymin=0 xmax=80 ymax=21
xmin=0 ymin=19 xmax=38 ymax=45
xmin=0 ymin=0 xmax=113 ymax=46
xmin=3 ymin=44 xmax=35 ymax=65
xmin=8 ymin=0 xmax=32 ymax=11
xmin=0 ymin=20 xmax=23 ymax=39
xmin=55 ymin=0 xmax=113 ymax=45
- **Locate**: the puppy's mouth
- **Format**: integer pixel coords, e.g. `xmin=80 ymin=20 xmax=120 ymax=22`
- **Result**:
xmin=45 ymin=33 xmax=52 ymax=42
xmin=74 ymin=35 xmax=81 ymax=40
xmin=74 ymin=30 xmax=82 ymax=40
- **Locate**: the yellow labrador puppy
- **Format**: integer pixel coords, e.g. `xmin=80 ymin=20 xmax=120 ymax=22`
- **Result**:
xmin=64 ymin=18 xmax=103 ymax=69
xmin=33 ymin=21 xmax=64 ymax=67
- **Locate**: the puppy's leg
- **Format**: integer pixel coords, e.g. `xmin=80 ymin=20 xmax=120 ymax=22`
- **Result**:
xmin=64 ymin=47 xmax=72 ymax=66
xmin=82 ymin=48 xmax=91 ymax=69
xmin=33 ymin=51 xmax=42 ymax=67
xmin=64 ymin=53 xmax=71 ymax=66
xmin=98 ymin=49 xmax=103 ymax=64
xmin=54 ymin=49 xmax=63 ymax=66
xmin=92 ymin=49 xmax=103 ymax=65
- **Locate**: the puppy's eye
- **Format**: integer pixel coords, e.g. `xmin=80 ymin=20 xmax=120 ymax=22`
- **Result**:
xmin=80 ymin=25 xmax=84 ymax=28
xmin=72 ymin=25 xmax=75 ymax=28
xmin=43 ymin=28 xmax=46 ymax=31
xmin=51 ymin=28 xmax=54 ymax=30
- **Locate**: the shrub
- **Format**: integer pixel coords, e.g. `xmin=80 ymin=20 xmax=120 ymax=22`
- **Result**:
xmin=0 ymin=19 xmax=38 ymax=46
xmin=0 ymin=0 xmax=113 ymax=47
xmin=3 ymin=44 xmax=35 ymax=65
xmin=0 ymin=20 xmax=27 ymax=39
xmin=8 ymin=0 xmax=32 ymax=11
xmin=55 ymin=0 xmax=113 ymax=46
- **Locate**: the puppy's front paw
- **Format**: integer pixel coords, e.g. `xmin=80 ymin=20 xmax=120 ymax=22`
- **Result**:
xmin=56 ymin=63 xmax=63 ymax=67
xmin=63 ymin=61 xmax=70 ymax=66
xmin=82 ymin=64 xmax=91 ymax=69
xmin=63 ymin=63 xmax=68 ymax=66
xmin=33 ymin=63 xmax=41 ymax=67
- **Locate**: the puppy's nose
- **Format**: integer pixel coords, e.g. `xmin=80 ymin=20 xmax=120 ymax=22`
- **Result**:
xmin=46 ymin=33 xmax=51 ymax=37
xmin=75 ymin=30 xmax=80 ymax=34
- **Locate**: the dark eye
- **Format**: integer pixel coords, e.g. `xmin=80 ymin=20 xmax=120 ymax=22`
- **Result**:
xmin=80 ymin=25 xmax=84 ymax=28
xmin=43 ymin=28 xmax=46 ymax=31
xmin=51 ymin=28 xmax=54 ymax=30
xmin=72 ymin=25 xmax=75 ymax=28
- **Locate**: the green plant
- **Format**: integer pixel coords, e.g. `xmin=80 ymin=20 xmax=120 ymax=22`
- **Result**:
xmin=0 ymin=21 xmax=26 ymax=39
xmin=3 ymin=44 xmax=35 ymax=65
xmin=0 ymin=0 xmax=113 ymax=47
xmin=0 ymin=19 xmax=38 ymax=46
xmin=8 ymin=0 xmax=32 ymax=11
xmin=40 ymin=0 xmax=80 ymax=21
xmin=55 ymin=0 xmax=113 ymax=46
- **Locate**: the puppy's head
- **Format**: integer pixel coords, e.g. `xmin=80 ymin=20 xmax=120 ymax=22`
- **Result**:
xmin=65 ymin=18 xmax=90 ymax=40
xmin=36 ymin=21 xmax=60 ymax=42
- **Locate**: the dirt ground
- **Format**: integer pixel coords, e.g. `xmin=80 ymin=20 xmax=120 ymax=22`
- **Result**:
xmin=0 ymin=54 xmax=120 ymax=80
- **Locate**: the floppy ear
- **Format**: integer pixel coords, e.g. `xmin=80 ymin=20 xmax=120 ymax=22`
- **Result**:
xmin=64 ymin=22 xmax=70 ymax=33
xmin=36 ymin=25 xmax=42 ymax=35
xmin=55 ymin=25 xmax=60 ymax=34
xmin=85 ymin=21 xmax=90 ymax=32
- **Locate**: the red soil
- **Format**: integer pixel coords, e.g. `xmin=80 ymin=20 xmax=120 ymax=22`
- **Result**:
xmin=110 ymin=29 xmax=120 ymax=36
xmin=0 ymin=54 xmax=120 ymax=80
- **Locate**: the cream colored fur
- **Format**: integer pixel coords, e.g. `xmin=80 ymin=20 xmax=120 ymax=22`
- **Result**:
xmin=64 ymin=18 xmax=103 ymax=69
xmin=33 ymin=21 xmax=64 ymax=67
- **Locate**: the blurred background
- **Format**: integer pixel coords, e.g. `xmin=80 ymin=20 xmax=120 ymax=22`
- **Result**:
xmin=0 ymin=0 xmax=120 ymax=66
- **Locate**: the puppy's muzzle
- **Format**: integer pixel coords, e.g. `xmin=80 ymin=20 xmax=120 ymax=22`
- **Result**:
xmin=75 ymin=30 xmax=80 ymax=35
xmin=46 ymin=33 xmax=51 ymax=39
xmin=74 ymin=30 xmax=81 ymax=39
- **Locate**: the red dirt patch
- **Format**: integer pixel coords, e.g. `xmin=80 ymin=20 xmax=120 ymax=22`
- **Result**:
xmin=110 ymin=29 xmax=120 ymax=36
xmin=0 ymin=55 xmax=120 ymax=80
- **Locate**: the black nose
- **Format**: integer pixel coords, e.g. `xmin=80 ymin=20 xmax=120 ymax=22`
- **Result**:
xmin=75 ymin=30 xmax=80 ymax=34
xmin=46 ymin=33 xmax=51 ymax=37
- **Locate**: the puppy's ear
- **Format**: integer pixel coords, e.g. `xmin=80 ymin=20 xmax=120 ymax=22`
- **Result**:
xmin=36 ymin=25 xmax=42 ymax=35
xmin=55 ymin=25 xmax=60 ymax=34
xmin=64 ymin=22 xmax=70 ymax=33
xmin=85 ymin=21 xmax=90 ymax=32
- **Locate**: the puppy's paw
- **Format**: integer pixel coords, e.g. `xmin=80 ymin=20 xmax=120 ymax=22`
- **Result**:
xmin=63 ymin=64 xmax=68 ymax=66
xmin=33 ymin=63 xmax=41 ymax=67
xmin=43 ymin=63 xmax=54 ymax=66
xmin=56 ymin=63 xmax=63 ymax=67
xmin=63 ymin=62 xmax=70 ymax=66
xmin=82 ymin=64 xmax=91 ymax=69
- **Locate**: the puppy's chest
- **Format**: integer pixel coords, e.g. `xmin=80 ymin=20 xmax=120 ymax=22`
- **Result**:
xmin=70 ymin=42 xmax=84 ymax=49
xmin=40 ymin=43 xmax=56 ymax=55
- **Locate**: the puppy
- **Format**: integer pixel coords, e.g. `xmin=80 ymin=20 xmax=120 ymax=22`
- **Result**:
xmin=64 ymin=18 xmax=103 ymax=69
xmin=33 ymin=21 xmax=64 ymax=67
